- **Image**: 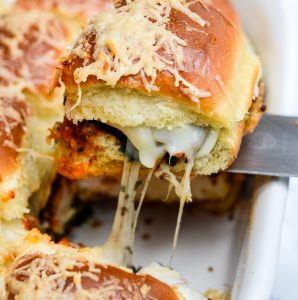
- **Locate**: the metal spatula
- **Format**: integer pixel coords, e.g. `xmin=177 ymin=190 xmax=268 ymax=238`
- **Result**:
xmin=228 ymin=114 xmax=298 ymax=177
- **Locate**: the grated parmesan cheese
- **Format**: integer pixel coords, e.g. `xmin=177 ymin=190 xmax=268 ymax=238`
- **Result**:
xmin=5 ymin=245 xmax=180 ymax=299
xmin=69 ymin=0 xmax=211 ymax=109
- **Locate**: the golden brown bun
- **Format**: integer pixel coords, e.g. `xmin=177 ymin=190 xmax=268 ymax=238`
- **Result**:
xmin=60 ymin=0 xmax=261 ymax=129
xmin=1 ymin=229 xmax=191 ymax=300
xmin=52 ymin=116 xmax=244 ymax=179
xmin=0 ymin=11 xmax=69 ymax=94
xmin=52 ymin=119 xmax=241 ymax=178
xmin=7 ymin=255 xmax=179 ymax=299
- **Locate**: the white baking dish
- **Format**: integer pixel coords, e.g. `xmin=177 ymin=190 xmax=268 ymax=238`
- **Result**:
xmin=4 ymin=0 xmax=296 ymax=299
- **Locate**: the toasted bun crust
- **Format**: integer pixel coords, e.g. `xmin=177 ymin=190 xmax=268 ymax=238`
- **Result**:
xmin=0 ymin=10 xmax=69 ymax=95
xmin=60 ymin=0 xmax=261 ymax=128
xmin=7 ymin=254 xmax=179 ymax=299
xmin=53 ymin=0 xmax=263 ymax=178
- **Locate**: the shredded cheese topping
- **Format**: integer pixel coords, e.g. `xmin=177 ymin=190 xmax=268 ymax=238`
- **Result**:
xmin=7 ymin=253 xmax=158 ymax=300
xmin=70 ymin=0 xmax=211 ymax=110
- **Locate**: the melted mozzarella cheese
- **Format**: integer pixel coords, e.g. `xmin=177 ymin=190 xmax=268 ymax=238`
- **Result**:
xmin=102 ymin=158 xmax=141 ymax=266
xmin=115 ymin=124 xmax=219 ymax=168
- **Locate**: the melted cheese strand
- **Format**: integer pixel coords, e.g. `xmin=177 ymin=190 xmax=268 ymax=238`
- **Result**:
xmin=116 ymin=125 xmax=213 ymax=168
xmin=155 ymin=164 xmax=192 ymax=201
xmin=103 ymin=157 xmax=140 ymax=266
xmin=170 ymin=157 xmax=194 ymax=264
xmin=133 ymin=168 xmax=154 ymax=232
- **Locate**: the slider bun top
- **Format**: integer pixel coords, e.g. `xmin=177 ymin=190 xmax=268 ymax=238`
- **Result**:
xmin=60 ymin=0 xmax=261 ymax=129
xmin=3 ymin=229 xmax=200 ymax=300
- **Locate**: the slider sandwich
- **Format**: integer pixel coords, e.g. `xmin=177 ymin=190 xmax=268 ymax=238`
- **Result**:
xmin=52 ymin=0 xmax=264 ymax=264
xmin=54 ymin=0 xmax=263 ymax=180
xmin=0 ymin=226 xmax=206 ymax=299
xmin=51 ymin=0 xmax=262 ymax=265
xmin=0 ymin=1 xmax=111 ymax=221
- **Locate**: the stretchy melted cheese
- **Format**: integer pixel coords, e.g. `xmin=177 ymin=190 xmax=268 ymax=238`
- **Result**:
xmin=114 ymin=125 xmax=219 ymax=168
